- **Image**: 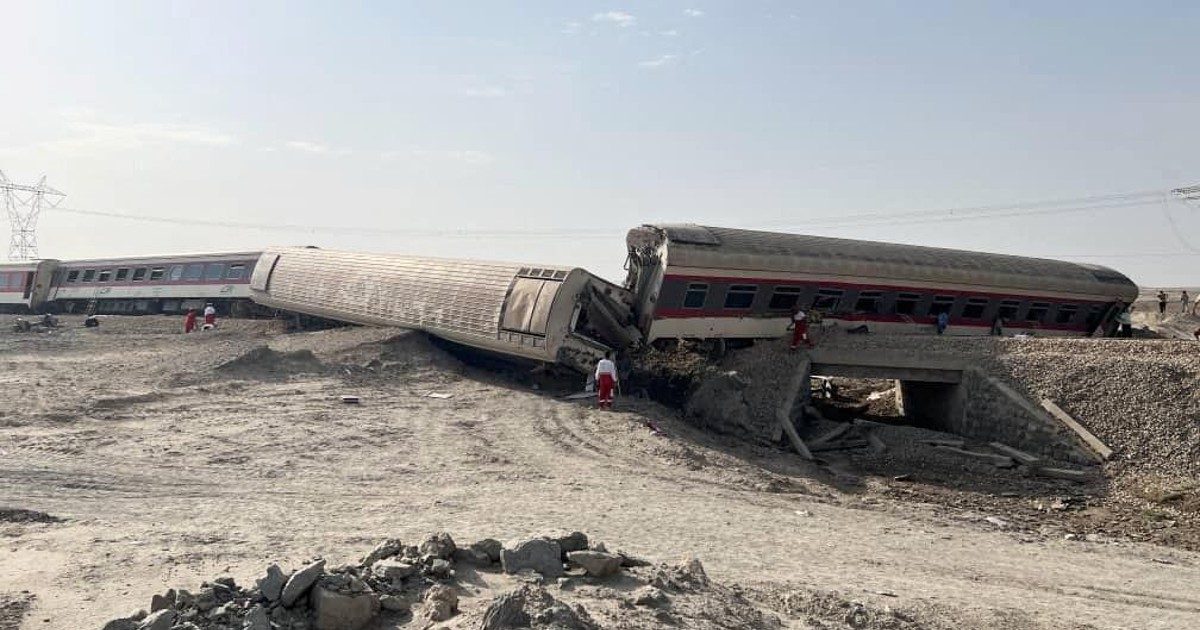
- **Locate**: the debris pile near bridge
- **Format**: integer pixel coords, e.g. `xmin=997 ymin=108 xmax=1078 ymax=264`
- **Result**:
xmin=96 ymin=530 xmax=942 ymax=630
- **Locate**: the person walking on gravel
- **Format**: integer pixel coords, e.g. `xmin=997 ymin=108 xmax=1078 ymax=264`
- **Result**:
xmin=203 ymin=303 xmax=217 ymax=329
xmin=1182 ymin=291 xmax=1191 ymax=314
xmin=1117 ymin=306 xmax=1133 ymax=338
xmin=1157 ymin=291 xmax=1168 ymax=316
xmin=594 ymin=353 xmax=618 ymax=410
xmin=183 ymin=308 xmax=197 ymax=334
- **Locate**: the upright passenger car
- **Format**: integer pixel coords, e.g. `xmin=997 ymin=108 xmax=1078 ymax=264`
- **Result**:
xmin=248 ymin=247 xmax=640 ymax=371
xmin=624 ymin=224 xmax=1138 ymax=342
xmin=0 ymin=259 xmax=60 ymax=314
xmin=49 ymin=252 xmax=260 ymax=314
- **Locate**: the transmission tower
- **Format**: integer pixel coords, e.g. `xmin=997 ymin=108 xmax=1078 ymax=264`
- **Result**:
xmin=1 ymin=170 xmax=65 ymax=260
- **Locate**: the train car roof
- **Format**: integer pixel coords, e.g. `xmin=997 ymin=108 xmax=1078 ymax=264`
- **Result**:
xmin=57 ymin=251 xmax=263 ymax=266
xmin=630 ymin=224 xmax=1138 ymax=299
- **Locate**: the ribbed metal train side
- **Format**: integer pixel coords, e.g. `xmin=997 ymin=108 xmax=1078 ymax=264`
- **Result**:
xmin=249 ymin=247 xmax=631 ymax=372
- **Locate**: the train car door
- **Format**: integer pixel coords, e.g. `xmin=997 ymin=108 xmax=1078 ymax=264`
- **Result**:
xmin=250 ymin=254 xmax=281 ymax=294
xmin=22 ymin=272 xmax=34 ymax=300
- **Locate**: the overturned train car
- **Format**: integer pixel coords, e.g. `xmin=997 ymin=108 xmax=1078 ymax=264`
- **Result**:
xmin=624 ymin=224 xmax=1140 ymax=341
xmin=249 ymin=247 xmax=641 ymax=372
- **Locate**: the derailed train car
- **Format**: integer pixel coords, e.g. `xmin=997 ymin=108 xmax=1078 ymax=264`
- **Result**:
xmin=624 ymin=224 xmax=1139 ymax=341
xmin=0 ymin=259 xmax=59 ymax=314
xmin=249 ymin=247 xmax=641 ymax=372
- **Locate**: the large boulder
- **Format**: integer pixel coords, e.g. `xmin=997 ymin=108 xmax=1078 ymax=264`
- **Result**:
xmin=501 ymin=539 xmax=563 ymax=578
xmin=243 ymin=605 xmax=271 ymax=630
xmin=280 ymin=559 xmax=325 ymax=607
xmin=566 ymin=551 xmax=622 ymax=577
xmin=683 ymin=371 xmax=753 ymax=436
xmin=136 ymin=609 xmax=175 ymax=630
xmin=310 ymin=585 xmax=380 ymax=630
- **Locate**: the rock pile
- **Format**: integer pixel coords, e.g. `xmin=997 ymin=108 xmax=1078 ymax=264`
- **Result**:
xmin=97 ymin=531 xmax=635 ymax=630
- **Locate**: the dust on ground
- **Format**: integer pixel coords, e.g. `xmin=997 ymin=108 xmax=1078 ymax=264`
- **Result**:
xmin=1 ymin=315 xmax=1199 ymax=629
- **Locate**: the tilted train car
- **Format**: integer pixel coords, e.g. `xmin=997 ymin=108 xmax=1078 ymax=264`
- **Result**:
xmin=0 ymin=259 xmax=60 ymax=314
xmin=248 ymin=247 xmax=641 ymax=372
xmin=49 ymin=252 xmax=261 ymax=315
xmin=624 ymin=224 xmax=1139 ymax=341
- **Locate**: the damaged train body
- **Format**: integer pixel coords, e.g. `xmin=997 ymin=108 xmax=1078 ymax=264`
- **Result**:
xmin=248 ymin=247 xmax=640 ymax=372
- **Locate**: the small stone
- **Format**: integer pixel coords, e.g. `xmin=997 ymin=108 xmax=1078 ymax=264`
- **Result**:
xmin=281 ymin=559 xmax=326 ymax=607
xmin=566 ymin=551 xmax=622 ymax=577
xmin=149 ymin=589 xmax=175 ymax=613
xmin=453 ymin=547 xmax=493 ymax=566
xmin=1065 ymin=533 xmax=1079 ymax=541
xmin=548 ymin=531 xmax=589 ymax=556
xmin=257 ymin=564 xmax=288 ymax=602
xmin=421 ymin=584 xmax=459 ymax=622
xmin=213 ymin=576 xmax=237 ymax=590
xmin=469 ymin=538 xmax=503 ymax=563
xmin=429 ymin=558 xmax=453 ymax=578
xmin=243 ymin=605 xmax=270 ymax=630
xmin=310 ymin=585 xmax=380 ymax=630
xmin=361 ymin=539 xmax=404 ymax=566
xmin=632 ymin=586 xmax=669 ymax=608
xmin=501 ymin=539 xmax=564 ymax=578
xmin=372 ymin=559 xmax=417 ymax=581
xmin=419 ymin=532 xmax=457 ymax=560
xmin=136 ymin=609 xmax=175 ymax=630
xmin=379 ymin=595 xmax=407 ymax=612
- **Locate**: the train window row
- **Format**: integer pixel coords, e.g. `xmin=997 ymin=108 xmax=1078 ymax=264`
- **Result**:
xmin=63 ymin=263 xmax=248 ymax=284
xmin=674 ymin=282 xmax=1093 ymax=325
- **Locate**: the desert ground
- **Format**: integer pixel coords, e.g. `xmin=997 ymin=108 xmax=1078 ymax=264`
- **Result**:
xmin=1 ymin=315 xmax=1198 ymax=629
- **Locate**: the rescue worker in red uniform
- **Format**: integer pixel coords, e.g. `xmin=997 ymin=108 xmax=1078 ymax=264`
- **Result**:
xmin=203 ymin=303 xmax=217 ymax=328
xmin=594 ymin=353 xmax=618 ymax=410
xmin=184 ymin=309 xmax=197 ymax=334
xmin=789 ymin=305 xmax=814 ymax=350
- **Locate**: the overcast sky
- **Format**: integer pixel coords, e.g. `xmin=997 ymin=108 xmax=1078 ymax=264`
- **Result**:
xmin=2 ymin=1 xmax=1199 ymax=285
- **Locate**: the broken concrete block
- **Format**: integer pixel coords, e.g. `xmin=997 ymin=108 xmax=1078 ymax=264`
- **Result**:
xmin=136 ymin=609 xmax=175 ymax=630
xmin=566 ymin=550 xmax=623 ymax=577
xmin=256 ymin=564 xmax=287 ymax=602
xmin=310 ymin=585 xmax=381 ymax=630
xmin=281 ymin=559 xmax=325 ymax=607
xmin=372 ymin=558 xmax=417 ymax=581
xmin=421 ymin=584 xmax=458 ymax=622
xmin=501 ymin=539 xmax=563 ymax=578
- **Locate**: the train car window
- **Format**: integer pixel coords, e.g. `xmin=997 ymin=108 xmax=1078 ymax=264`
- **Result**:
xmin=96 ymin=270 xmax=112 ymax=282
xmin=1054 ymin=304 xmax=1079 ymax=324
xmin=894 ymin=292 xmax=920 ymax=315
xmin=683 ymin=283 xmax=708 ymax=309
xmin=149 ymin=267 xmax=166 ymax=281
xmin=998 ymin=300 xmax=1020 ymax=319
xmin=226 ymin=264 xmax=246 ymax=280
xmin=768 ymin=287 xmax=803 ymax=310
xmin=723 ymin=285 xmax=757 ymax=309
xmin=184 ymin=264 xmax=204 ymax=281
xmin=929 ymin=295 xmax=956 ymax=315
xmin=81 ymin=270 xmax=97 ymax=282
xmin=854 ymin=291 xmax=882 ymax=313
xmin=132 ymin=267 xmax=148 ymax=281
xmin=169 ymin=265 xmax=184 ymax=281
xmin=205 ymin=264 xmax=225 ymax=280
xmin=1026 ymin=302 xmax=1050 ymax=322
xmin=0 ymin=274 xmax=7 ymax=289
xmin=66 ymin=270 xmax=80 ymax=283
xmin=962 ymin=297 xmax=989 ymax=319
xmin=115 ymin=268 xmax=130 ymax=281
xmin=812 ymin=288 xmax=843 ymax=311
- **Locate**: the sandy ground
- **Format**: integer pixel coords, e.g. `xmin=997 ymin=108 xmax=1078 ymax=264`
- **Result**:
xmin=1 ymin=316 xmax=1199 ymax=629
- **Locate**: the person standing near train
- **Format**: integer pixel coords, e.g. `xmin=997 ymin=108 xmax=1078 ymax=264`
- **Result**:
xmin=1157 ymin=290 xmax=1168 ymax=316
xmin=203 ymin=303 xmax=217 ymax=329
xmin=788 ymin=305 xmax=813 ymax=350
xmin=936 ymin=311 xmax=949 ymax=335
xmin=594 ymin=353 xmax=618 ymax=410
xmin=1182 ymin=291 xmax=1190 ymax=314
xmin=183 ymin=308 xmax=197 ymax=334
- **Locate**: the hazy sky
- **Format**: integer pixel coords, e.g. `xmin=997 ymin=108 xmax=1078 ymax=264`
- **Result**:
xmin=2 ymin=1 xmax=1199 ymax=285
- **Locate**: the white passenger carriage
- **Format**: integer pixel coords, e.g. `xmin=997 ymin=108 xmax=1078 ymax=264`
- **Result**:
xmin=624 ymin=224 xmax=1139 ymax=342
xmin=249 ymin=247 xmax=640 ymax=371
xmin=50 ymin=252 xmax=260 ymax=314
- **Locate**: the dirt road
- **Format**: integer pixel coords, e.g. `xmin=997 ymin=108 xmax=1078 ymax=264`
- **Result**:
xmin=1 ymin=318 xmax=1197 ymax=629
